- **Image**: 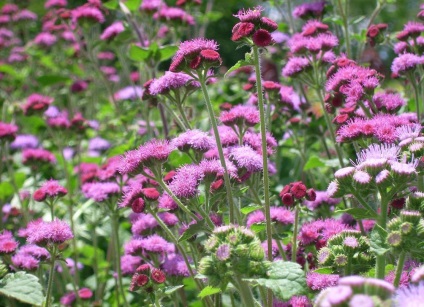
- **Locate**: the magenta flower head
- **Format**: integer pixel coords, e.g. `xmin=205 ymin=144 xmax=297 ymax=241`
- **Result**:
xmin=149 ymin=71 xmax=199 ymax=95
xmin=153 ymin=6 xmax=195 ymax=26
xmin=82 ymin=182 xmax=120 ymax=202
xmin=232 ymin=6 xmax=277 ymax=47
xmin=391 ymin=53 xmax=424 ymax=76
xmin=172 ymin=129 xmax=214 ymax=152
xmin=219 ymin=105 xmax=260 ymax=128
xmin=292 ymin=1 xmax=326 ymax=19
xmin=168 ymin=164 xmax=204 ymax=198
xmin=22 ymin=148 xmax=56 ymax=166
xmin=0 ymin=121 xmax=18 ymax=141
xmin=33 ymin=179 xmax=67 ymax=202
xmin=22 ymin=93 xmax=53 ymax=116
xmin=100 ymin=21 xmax=125 ymax=40
xmin=27 ymin=219 xmax=74 ymax=247
xmin=72 ymin=5 xmax=104 ymax=25
xmin=170 ymin=38 xmax=221 ymax=72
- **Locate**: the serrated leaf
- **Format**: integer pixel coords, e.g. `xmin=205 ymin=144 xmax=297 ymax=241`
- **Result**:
xmin=198 ymin=286 xmax=221 ymax=299
xmin=370 ymin=226 xmax=389 ymax=256
xmin=128 ymin=44 xmax=151 ymax=61
xmin=159 ymin=45 xmax=178 ymax=62
xmin=178 ymin=220 xmax=210 ymax=243
xmin=164 ymin=285 xmax=184 ymax=295
xmin=241 ymin=205 xmax=263 ymax=215
xmin=245 ymin=261 xmax=306 ymax=301
xmin=224 ymin=53 xmax=253 ymax=78
xmin=303 ymin=155 xmax=325 ymax=170
xmin=335 ymin=208 xmax=378 ymax=219
xmin=0 ymin=272 xmax=43 ymax=306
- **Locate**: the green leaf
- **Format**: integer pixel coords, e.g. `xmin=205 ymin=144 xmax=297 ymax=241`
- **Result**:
xmin=370 ymin=225 xmax=390 ymax=256
xmin=0 ymin=64 xmax=18 ymax=77
xmin=198 ymin=286 xmax=221 ymax=299
xmin=224 ymin=53 xmax=253 ymax=78
xmin=0 ymin=272 xmax=44 ymax=306
xmin=14 ymin=172 xmax=26 ymax=190
xmin=303 ymin=155 xmax=325 ymax=171
xmin=245 ymin=261 xmax=306 ymax=301
xmin=103 ymin=0 xmax=118 ymax=9
xmin=241 ymin=205 xmax=263 ymax=215
xmin=250 ymin=223 xmax=267 ymax=233
xmin=335 ymin=208 xmax=378 ymax=219
xmin=0 ymin=182 xmax=14 ymax=200
xmin=37 ymin=74 xmax=70 ymax=86
xmin=128 ymin=44 xmax=151 ymax=61
xmin=178 ymin=220 xmax=210 ymax=243
xmin=164 ymin=285 xmax=184 ymax=295
xmin=125 ymin=0 xmax=142 ymax=11
xmin=158 ymin=45 xmax=178 ymax=62
xmin=312 ymin=267 xmax=333 ymax=274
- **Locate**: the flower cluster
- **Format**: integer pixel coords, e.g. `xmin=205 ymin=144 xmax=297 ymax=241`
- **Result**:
xmin=129 ymin=264 xmax=167 ymax=292
xmin=279 ymin=181 xmax=316 ymax=207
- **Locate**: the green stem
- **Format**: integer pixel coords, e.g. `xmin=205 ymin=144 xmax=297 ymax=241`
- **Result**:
xmin=410 ymin=74 xmax=421 ymax=123
xmin=111 ymin=212 xmax=129 ymax=307
xmin=393 ymin=252 xmax=406 ymax=287
xmin=232 ymin=276 xmax=255 ymax=307
xmin=337 ymin=0 xmax=351 ymax=58
xmin=316 ymin=89 xmax=345 ymax=167
xmin=291 ymin=204 xmax=300 ymax=263
xmin=252 ymin=46 xmax=273 ymax=263
xmin=161 ymin=102 xmax=187 ymax=131
xmin=45 ymin=249 xmax=57 ymax=307
xmin=198 ymin=72 xmax=236 ymax=223
xmin=375 ymin=194 xmax=389 ymax=279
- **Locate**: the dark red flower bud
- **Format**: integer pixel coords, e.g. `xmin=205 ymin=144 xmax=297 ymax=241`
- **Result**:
xmin=366 ymin=25 xmax=380 ymax=39
xmin=133 ymin=273 xmax=149 ymax=287
xmin=210 ymin=178 xmax=224 ymax=192
xmin=396 ymin=30 xmax=409 ymax=41
xmin=290 ymin=181 xmax=307 ymax=199
xmin=243 ymin=83 xmax=255 ymax=91
xmin=252 ymin=29 xmax=273 ymax=47
xmin=200 ymin=49 xmax=221 ymax=63
xmin=219 ymin=102 xmax=233 ymax=111
xmin=131 ymin=198 xmax=145 ymax=213
xmin=142 ymin=188 xmax=160 ymax=200
xmin=163 ymin=170 xmax=176 ymax=183
xmin=189 ymin=56 xmax=202 ymax=69
xmin=305 ymin=189 xmax=316 ymax=201
xmin=33 ymin=189 xmax=47 ymax=202
xmin=389 ymin=198 xmax=405 ymax=209
xmin=151 ymin=268 xmax=166 ymax=284
xmin=333 ymin=114 xmax=349 ymax=125
xmin=136 ymin=264 xmax=151 ymax=273
xmin=231 ymin=22 xmax=255 ymax=41
xmin=259 ymin=17 xmax=278 ymax=32
xmin=281 ymin=193 xmax=294 ymax=206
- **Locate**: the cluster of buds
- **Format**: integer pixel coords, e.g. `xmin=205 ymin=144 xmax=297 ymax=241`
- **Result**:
xmin=366 ymin=23 xmax=388 ymax=47
xmin=328 ymin=144 xmax=417 ymax=200
xmin=315 ymin=276 xmax=394 ymax=306
xmin=33 ymin=180 xmax=67 ymax=203
xmin=231 ymin=6 xmax=278 ymax=47
xmin=129 ymin=264 xmax=166 ymax=293
xmin=170 ymin=38 xmax=222 ymax=73
xmin=386 ymin=210 xmax=424 ymax=256
xmin=198 ymin=225 xmax=268 ymax=287
xmin=279 ymin=181 xmax=316 ymax=207
xmin=318 ymin=230 xmax=372 ymax=274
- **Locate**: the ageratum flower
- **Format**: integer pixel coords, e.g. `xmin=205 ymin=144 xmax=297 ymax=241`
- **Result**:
xmin=22 ymin=93 xmax=53 ymax=115
xmin=100 ymin=21 xmax=124 ymax=40
xmin=292 ymin=1 xmax=326 ymax=19
xmin=391 ymin=53 xmax=424 ymax=76
xmin=149 ymin=71 xmax=199 ymax=95
xmin=81 ymin=182 xmax=120 ymax=202
xmin=27 ymin=219 xmax=74 ymax=246
xmin=0 ymin=122 xmax=18 ymax=141
xmin=170 ymin=38 xmax=221 ymax=72
xmin=33 ymin=179 xmax=67 ymax=202
xmin=153 ymin=6 xmax=195 ymax=26
xmin=22 ymin=148 xmax=56 ymax=165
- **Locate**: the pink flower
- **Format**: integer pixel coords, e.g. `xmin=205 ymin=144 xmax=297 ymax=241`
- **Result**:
xmin=45 ymin=0 xmax=68 ymax=9
xmin=168 ymin=164 xmax=204 ymax=198
xmin=27 ymin=219 xmax=74 ymax=246
xmin=22 ymin=93 xmax=53 ymax=115
xmin=154 ymin=6 xmax=195 ymax=25
xmin=391 ymin=53 xmax=424 ymax=75
xmin=307 ymin=272 xmax=339 ymax=291
xmin=172 ymin=129 xmax=214 ymax=152
xmin=33 ymin=180 xmax=67 ymax=202
xmin=0 ymin=121 xmax=18 ymax=140
xmin=82 ymin=182 xmax=120 ymax=202
xmin=72 ymin=6 xmax=105 ymax=24
xmin=100 ymin=21 xmax=125 ymax=40
xmin=22 ymin=148 xmax=56 ymax=165
xmin=149 ymin=71 xmax=199 ymax=95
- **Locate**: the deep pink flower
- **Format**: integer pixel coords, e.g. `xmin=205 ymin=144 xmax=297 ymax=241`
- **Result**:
xmin=229 ymin=145 xmax=263 ymax=172
xmin=292 ymin=1 xmax=326 ymax=19
xmin=172 ymin=129 xmax=214 ymax=152
xmin=72 ymin=6 xmax=105 ymax=24
xmin=34 ymin=180 xmax=67 ymax=201
xmin=391 ymin=53 xmax=424 ymax=75
xmin=252 ymin=29 xmax=273 ymax=47
xmin=219 ymin=105 xmax=260 ymax=127
xmin=307 ymin=272 xmax=339 ymax=291
xmin=233 ymin=6 xmax=263 ymax=23
xmin=22 ymin=148 xmax=56 ymax=165
xmin=45 ymin=0 xmax=68 ymax=8
xmin=100 ymin=21 xmax=125 ymax=40
xmin=168 ymin=164 xmax=204 ymax=198
xmin=282 ymin=56 xmax=310 ymax=77
xmin=0 ymin=121 xmax=18 ymax=140
xmin=154 ymin=6 xmax=195 ymax=25
xmin=22 ymin=93 xmax=53 ymax=115
xmin=82 ymin=182 xmax=120 ymax=202
xmin=27 ymin=219 xmax=74 ymax=246
xmin=149 ymin=71 xmax=198 ymax=95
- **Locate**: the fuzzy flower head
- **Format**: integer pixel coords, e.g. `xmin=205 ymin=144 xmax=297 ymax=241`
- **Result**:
xmin=82 ymin=182 xmax=120 ymax=202
xmin=229 ymin=145 xmax=263 ymax=173
xmin=22 ymin=93 xmax=53 ymax=116
xmin=10 ymin=134 xmax=38 ymax=150
xmin=168 ymin=164 xmax=204 ymax=198
xmin=27 ymin=219 xmax=74 ymax=247
xmin=170 ymin=38 xmax=221 ymax=72
xmin=149 ymin=71 xmax=199 ymax=95
xmin=72 ymin=5 xmax=105 ymax=24
xmin=172 ymin=129 xmax=214 ymax=153
xmin=391 ymin=53 xmax=424 ymax=76
xmin=100 ymin=21 xmax=125 ymax=40
xmin=292 ymin=1 xmax=326 ymax=19
xmin=33 ymin=179 xmax=67 ymax=202
xmin=22 ymin=148 xmax=56 ymax=166
xmin=0 ymin=122 xmax=18 ymax=141
xmin=153 ymin=6 xmax=195 ymax=26
xmin=219 ymin=105 xmax=260 ymax=128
